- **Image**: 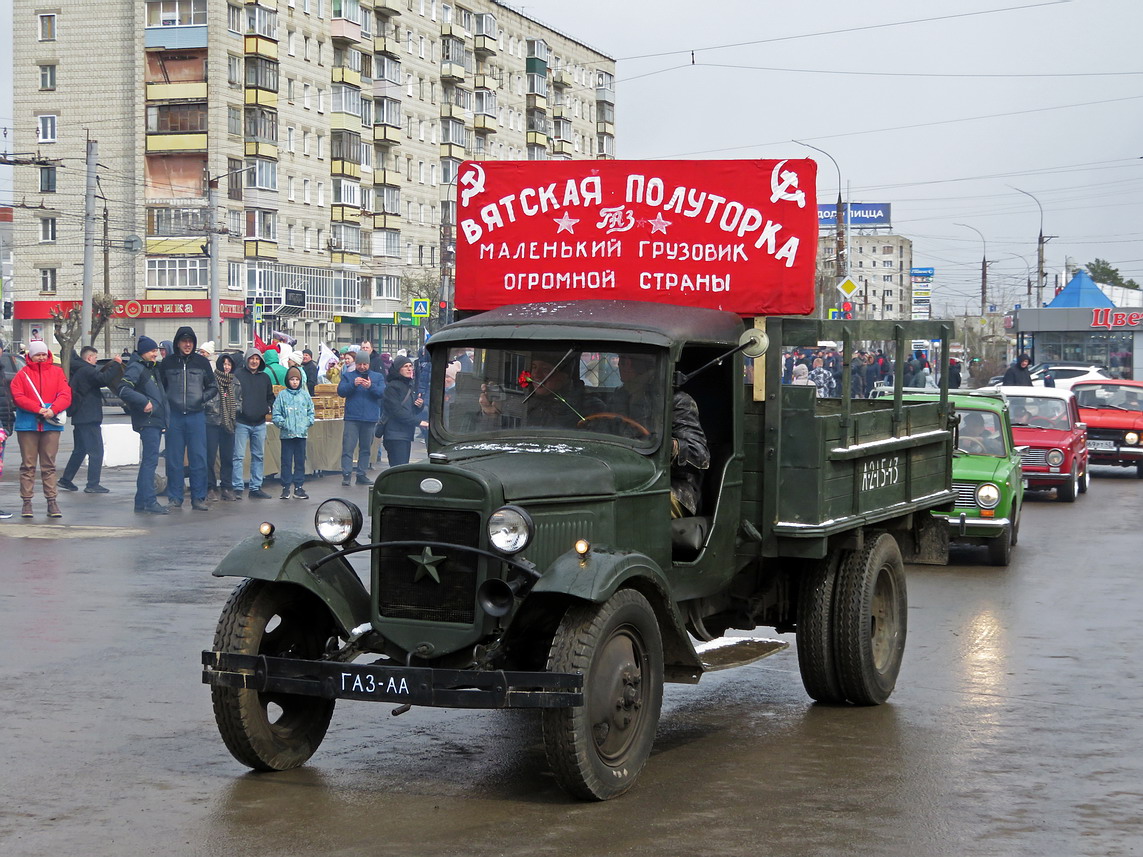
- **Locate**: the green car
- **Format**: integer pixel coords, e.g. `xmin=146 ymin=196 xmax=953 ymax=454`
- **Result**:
xmin=907 ymin=390 xmax=1024 ymax=566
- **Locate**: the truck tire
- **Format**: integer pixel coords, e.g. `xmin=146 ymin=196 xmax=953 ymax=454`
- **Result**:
xmin=833 ymin=533 xmax=907 ymax=705
xmin=541 ymin=589 xmax=664 ymax=800
xmin=211 ymin=579 xmax=337 ymax=771
xmin=987 ymin=525 xmax=1013 ymax=567
xmin=1057 ymin=467 xmax=1078 ymax=502
xmin=796 ymin=555 xmax=845 ymax=704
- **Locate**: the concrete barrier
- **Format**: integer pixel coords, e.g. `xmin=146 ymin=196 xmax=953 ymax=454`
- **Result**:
xmin=102 ymin=423 xmax=140 ymax=467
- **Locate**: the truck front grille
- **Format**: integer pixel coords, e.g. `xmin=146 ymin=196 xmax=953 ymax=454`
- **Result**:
xmin=377 ymin=507 xmax=481 ymax=624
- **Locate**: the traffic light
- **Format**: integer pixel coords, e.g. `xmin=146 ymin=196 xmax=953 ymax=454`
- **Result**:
xmin=2 ymin=300 xmax=11 ymax=320
xmin=243 ymin=302 xmax=253 ymax=324
xmin=841 ymin=301 xmax=853 ymax=320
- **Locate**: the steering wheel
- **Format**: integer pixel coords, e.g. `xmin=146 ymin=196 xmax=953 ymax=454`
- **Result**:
xmin=959 ymin=436 xmax=987 ymax=453
xmin=578 ymin=412 xmax=651 ymax=437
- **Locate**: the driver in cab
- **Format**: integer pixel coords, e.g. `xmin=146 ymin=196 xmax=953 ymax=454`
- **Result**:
xmin=959 ymin=411 xmax=1003 ymax=455
xmin=479 ymin=351 xmax=603 ymax=429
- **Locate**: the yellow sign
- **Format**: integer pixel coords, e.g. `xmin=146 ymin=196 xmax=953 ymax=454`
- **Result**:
xmin=837 ymin=277 xmax=860 ymax=298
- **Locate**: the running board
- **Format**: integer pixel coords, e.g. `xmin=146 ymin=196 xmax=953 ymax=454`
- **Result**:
xmin=695 ymin=636 xmax=790 ymax=672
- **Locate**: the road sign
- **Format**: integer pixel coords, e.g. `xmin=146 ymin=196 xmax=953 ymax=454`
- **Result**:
xmin=836 ymin=277 xmax=860 ymax=298
xmin=827 ymin=308 xmax=840 ymax=319
xmin=411 ymin=299 xmax=430 ymax=317
xmin=253 ymin=303 xmax=263 ymax=324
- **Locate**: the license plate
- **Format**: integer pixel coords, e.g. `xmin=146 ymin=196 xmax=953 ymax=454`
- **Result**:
xmin=1087 ymin=440 xmax=1116 ymax=451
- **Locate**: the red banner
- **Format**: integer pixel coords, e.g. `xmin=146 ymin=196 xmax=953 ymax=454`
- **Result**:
xmin=454 ymin=159 xmax=818 ymax=316
xmin=15 ymin=298 xmax=246 ymax=321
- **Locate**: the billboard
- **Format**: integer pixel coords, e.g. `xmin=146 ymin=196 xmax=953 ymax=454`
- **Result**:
xmin=455 ymin=159 xmax=819 ymax=316
xmin=817 ymin=203 xmax=892 ymax=229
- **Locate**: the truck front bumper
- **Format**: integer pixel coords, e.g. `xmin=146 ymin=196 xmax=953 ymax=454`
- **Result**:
xmin=935 ymin=512 xmax=1011 ymax=538
xmin=202 ymin=651 xmax=583 ymax=709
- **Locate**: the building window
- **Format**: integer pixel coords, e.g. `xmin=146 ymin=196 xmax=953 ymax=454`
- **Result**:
xmin=331 ymin=83 xmax=361 ymax=116
xmin=38 ymin=13 xmax=56 ymax=40
xmin=332 ymin=178 xmax=360 ymax=206
xmin=39 ymin=166 xmax=57 ymax=193
xmin=374 ymin=274 xmax=399 ymax=299
xmin=245 ymin=57 xmax=279 ymax=91
xmin=303 ymin=178 xmax=311 ymax=203
xmin=227 ymin=106 xmax=242 ymax=135
xmin=227 ymin=209 xmax=242 ymax=237
xmin=376 ymin=97 xmax=401 ymax=127
xmin=39 ymin=64 xmax=56 ymax=91
xmin=245 ymin=158 xmax=278 ymax=191
xmin=331 ymin=130 xmax=361 ymax=162
xmin=245 ymin=209 xmax=277 ymax=241
xmin=227 ymin=55 xmax=242 ymax=86
xmin=243 ymin=107 xmax=277 ymax=142
xmin=39 ymin=218 xmax=57 ymax=242
xmin=39 ymin=268 xmax=58 ymax=294
xmin=378 ymin=185 xmax=400 ymax=214
xmin=316 ymin=181 xmax=325 ymax=206
xmin=228 ymin=157 xmax=244 ymax=200
xmin=245 ymin=4 xmax=277 ymax=38
xmin=303 ymin=82 xmax=312 ymax=108
xmin=373 ymin=228 xmax=400 ymax=257
xmin=146 ymin=207 xmax=207 ymax=236
xmin=147 ymin=257 xmax=209 ymax=288
xmin=37 ymin=115 xmax=57 ymax=143
xmin=146 ymin=0 xmax=207 ymax=27
xmin=147 ymin=103 xmax=207 ymax=133
xmin=227 ymin=4 xmax=243 ymax=32
xmin=331 ymin=223 xmax=361 ymax=252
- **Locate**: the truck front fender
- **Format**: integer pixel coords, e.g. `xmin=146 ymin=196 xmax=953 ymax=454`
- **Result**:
xmin=212 ymin=530 xmax=371 ymax=638
xmin=531 ymin=547 xmax=703 ymax=682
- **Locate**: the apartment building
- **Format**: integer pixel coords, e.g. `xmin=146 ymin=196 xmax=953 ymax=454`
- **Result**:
xmin=817 ymin=232 xmax=914 ymax=321
xmin=10 ymin=0 xmax=615 ymax=353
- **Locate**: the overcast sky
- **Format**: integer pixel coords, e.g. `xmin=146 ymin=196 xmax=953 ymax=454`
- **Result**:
xmin=4 ymin=0 xmax=1140 ymax=315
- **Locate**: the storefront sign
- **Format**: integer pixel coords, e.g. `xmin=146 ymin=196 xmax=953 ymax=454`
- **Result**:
xmin=15 ymin=298 xmax=245 ymax=321
xmin=817 ymin=203 xmax=892 ymax=229
xmin=1090 ymin=308 xmax=1143 ymax=329
xmin=455 ymin=159 xmax=819 ymax=316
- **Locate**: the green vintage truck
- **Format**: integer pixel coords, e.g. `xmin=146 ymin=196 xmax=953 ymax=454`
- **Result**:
xmin=203 ymin=303 xmax=956 ymax=800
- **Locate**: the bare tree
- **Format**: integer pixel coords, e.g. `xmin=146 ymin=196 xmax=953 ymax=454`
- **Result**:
xmin=402 ymin=270 xmax=448 ymax=335
xmin=50 ymin=294 xmax=117 ymax=377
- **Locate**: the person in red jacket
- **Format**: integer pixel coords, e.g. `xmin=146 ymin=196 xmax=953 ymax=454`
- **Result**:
xmin=9 ymin=340 xmax=72 ymax=518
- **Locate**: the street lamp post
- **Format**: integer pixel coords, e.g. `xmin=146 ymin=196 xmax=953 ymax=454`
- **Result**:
xmin=1010 ymin=186 xmax=1056 ymax=308
xmin=956 ymin=223 xmax=988 ymax=316
xmin=793 ymin=140 xmax=846 ymax=319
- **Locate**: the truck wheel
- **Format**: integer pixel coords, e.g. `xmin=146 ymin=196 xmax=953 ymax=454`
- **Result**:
xmin=796 ymin=555 xmax=845 ymax=704
xmin=211 ymin=580 xmax=337 ymax=771
xmin=542 ymin=589 xmax=664 ymax=800
xmin=1057 ymin=467 xmax=1078 ymax=502
xmin=833 ymin=533 xmax=907 ymax=705
xmin=987 ymin=525 xmax=1013 ymax=567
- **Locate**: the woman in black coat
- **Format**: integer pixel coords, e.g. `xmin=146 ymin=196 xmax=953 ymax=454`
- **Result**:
xmin=380 ymin=356 xmax=425 ymax=467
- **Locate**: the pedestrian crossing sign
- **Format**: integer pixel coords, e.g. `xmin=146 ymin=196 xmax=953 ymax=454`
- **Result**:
xmin=411 ymin=299 xmax=430 ymax=317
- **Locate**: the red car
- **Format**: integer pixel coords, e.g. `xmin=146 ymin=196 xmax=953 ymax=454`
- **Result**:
xmin=999 ymin=386 xmax=1090 ymax=501
xmin=1071 ymin=379 xmax=1143 ymax=479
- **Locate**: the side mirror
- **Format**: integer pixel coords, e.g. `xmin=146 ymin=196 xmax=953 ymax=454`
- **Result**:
xmin=1075 ymin=422 xmax=1086 ymax=431
xmin=738 ymin=328 xmax=769 ymax=359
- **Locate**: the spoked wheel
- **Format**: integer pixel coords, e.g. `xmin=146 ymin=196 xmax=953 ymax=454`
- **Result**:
xmin=211 ymin=580 xmax=338 ymax=771
xmin=542 ymin=590 xmax=664 ymax=800
xmin=796 ymin=555 xmax=845 ymax=704
xmin=833 ymin=533 xmax=907 ymax=705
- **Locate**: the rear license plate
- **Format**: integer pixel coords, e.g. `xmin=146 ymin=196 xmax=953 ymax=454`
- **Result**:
xmin=1087 ymin=440 xmax=1116 ymax=451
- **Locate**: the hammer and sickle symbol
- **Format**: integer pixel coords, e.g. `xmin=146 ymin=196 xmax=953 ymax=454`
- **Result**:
xmin=459 ymin=163 xmax=486 ymax=207
xmin=769 ymin=160 xmax=806 ymax=208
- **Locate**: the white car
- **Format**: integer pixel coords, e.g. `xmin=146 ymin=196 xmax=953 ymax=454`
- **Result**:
xmin=990 ymin=363 xmax=1111 ymax=390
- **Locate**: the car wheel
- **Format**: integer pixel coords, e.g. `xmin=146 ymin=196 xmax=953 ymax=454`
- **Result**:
xmin=1136 ymin=461 xmax=1143 ymax=480
xmin=987 ymin=525 xmax=1013 ymax=567
xmin=1057 ymin=467 xmax=1078 ymax=502
xmin=1078 ymin=466 xmax=1090 ymax=494
xmin=542 ymin=589 xmax=664 ymax=801
xmin=211 ymin=580 xmax=337 ymax=771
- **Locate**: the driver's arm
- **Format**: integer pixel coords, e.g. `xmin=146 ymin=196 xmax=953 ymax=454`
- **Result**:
xmin=672 ymin=391 xmax=709 ymax=471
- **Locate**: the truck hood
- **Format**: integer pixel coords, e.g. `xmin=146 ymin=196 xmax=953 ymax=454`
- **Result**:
xmin=434 ymin=440 xmax=659 ymax=500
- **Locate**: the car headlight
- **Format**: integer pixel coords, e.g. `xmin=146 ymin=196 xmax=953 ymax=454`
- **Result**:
xmin=1126 ymin=432 xmax=1139 ymax=446
xmin=315 ymin=499 xmax=363 ymax=545
xmin=976 ymin=483 xmax=1001 ymax=509
xmin=1046 ymin=449 xmax=1064 ymax=467
xmin=488 ymin=505 xmax=533 ymax=555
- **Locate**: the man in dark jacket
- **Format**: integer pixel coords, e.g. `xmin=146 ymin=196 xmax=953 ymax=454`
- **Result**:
xmin=948 ymin=358 xmax=963 ymax=389
xmin=231 ymin=347 xmax=276 ymax=499
xmin=59 ymin=346 xmax=122 ymax=493
xmin=338 ymin=351 xmax=385 ymax=485
xmin=119 ymin=336 xmax=170 ymax=514
xmin=1001 ymin=353 xmax=1035 ymax=386
xmin=159 ymin=326 xmax=217 ymax=511
xmin=300 ymin=349 xmax=319 ymax=395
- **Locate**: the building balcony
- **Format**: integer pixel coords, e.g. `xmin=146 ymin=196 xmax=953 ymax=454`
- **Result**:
xmin=331 ymin=159 xmax=362 ymax=179
xmin=145 ymin=26 xmax=207 ymax=50
xmin=551 ymin=139 xmax=573 ymax=156
xmin=146 ymin=237 xmax=203 ymax=255
xmin=473 ymin=34 xmax=496 ymax=56
xmin=551 ymin=68 xmax=572 ymax=89
xmin=145 ymin=81 xmax=208 ymax=102
xmin=551 ymin=103 xmax=566 ymax=119
xmin=244 ymin=87 xmax=278 ymax=108
xmin=526 ymin=130 xmax=549 ymax=147
xmin=371 ymin=212 xmax=400 ymax=229
xmin=330 ymin=18 xmax=362 ymax=44
xmin=440 ymin=142 xmax=467 ymax=160
xmin=473 ymin=73 xmax=498 ymax=90
xmin=440 ymin=62 xmax=467 ymax=83
xmin=373 ymin=78 xmax=402 ymax=99
xmin=373 ymin=124 xmax=401 ymax=144
xmin=439 ymin=101 xmax=469 ymax=121
xmin=526 ymin=93 xmax=547 ymax=112
xmin=146 ymin=133 xmax=208 ymax=153
xmin=596 ymin=120 xmax=615 ymax=137
xmin=332 ymin=66 xmax=362 ymax=88
xmin=374 ymin=34 xmax=400 ymax=56
xmin=244 ymin=35 xmax=278 ymax=60
xmin=244 ymin=141 xmax=278 ymax=158
xmin=330 ymin=205 xmax=361 ymax=223
xmin=596 ymin=85 xmax=615 ymax=104
xmin=244 ymin=239 xmax=278 ymax=260
xmin=440 ymin=23 xmax=465 ymax=39
xmin=328 ymin=112 xmax=362 ymax=132
xmin=373 ymin=168 xmax=401 ymax=186
xmin=474 ymin=113 xmax=498 ymax=133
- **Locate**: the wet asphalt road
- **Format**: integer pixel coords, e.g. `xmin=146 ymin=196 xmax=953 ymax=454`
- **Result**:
xmin=2 ymin=432 xmax=1142 ymax=857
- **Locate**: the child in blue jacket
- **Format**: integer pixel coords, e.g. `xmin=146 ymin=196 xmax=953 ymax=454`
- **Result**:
xmin=272 ymin=366 xmax=315 ymax=499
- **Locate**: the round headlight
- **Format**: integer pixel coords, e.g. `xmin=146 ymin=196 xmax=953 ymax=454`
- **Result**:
xmin=976 ymin=483 xmax=1001 ymax=509
xmin=488 ymin=505 xmax=533 ymax=555
xmin=1126 ymin=432 xmax=1139 ymax=446
xmin=1046 ymin=449 xmax=1064 ymax=467
xmin=315 ymin=499 xmax=363 ymax=545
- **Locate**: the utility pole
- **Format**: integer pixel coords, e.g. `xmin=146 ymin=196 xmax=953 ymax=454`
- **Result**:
xmin=207 ymin=176 xmax=221 ymax=343
xmin=957 ymin=223 xmax=988 ymax=316
xmin=103 ymin=202 xmax=111 ymax=354
xmin=81 ymin=138 xmax=98 ymax=346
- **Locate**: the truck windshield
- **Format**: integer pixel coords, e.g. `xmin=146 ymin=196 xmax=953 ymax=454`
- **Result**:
xmin=439 ymin=343 xmax=665 ymax=448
